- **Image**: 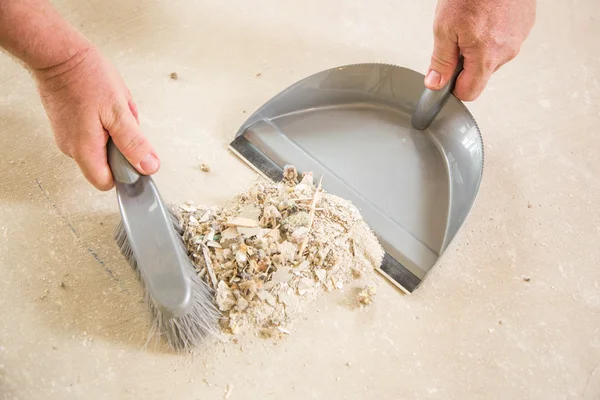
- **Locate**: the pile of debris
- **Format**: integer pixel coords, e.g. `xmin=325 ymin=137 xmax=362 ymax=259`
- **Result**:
xmin=175 ymin=166 xmax=384 ymax=338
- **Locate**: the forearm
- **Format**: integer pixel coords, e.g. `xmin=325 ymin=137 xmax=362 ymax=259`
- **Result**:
xmin=0 ymin=0 xmax=90 ymax=71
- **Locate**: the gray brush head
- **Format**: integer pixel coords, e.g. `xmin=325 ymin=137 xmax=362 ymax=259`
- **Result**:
xmin=114 ymin=207 xmax=221 ymax=352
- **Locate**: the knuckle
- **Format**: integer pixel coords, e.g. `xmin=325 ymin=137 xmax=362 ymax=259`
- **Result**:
xmin=469 ymin=49 xmax=502 ymax=74
xmin=53 ymin=130 xmax=75 ymax=157
xmin=87 ymin=168 xmax=112 ymax=190
xmin=90 ymin=176 xmax=112 ymax=191
xmin=482 ymin=58 xmax=498 ymax=72
xmin=431 ymin=53 xmax=455 ymax=69
xmin=433 ymin=21 xmax=448 ymax=38
xmin=68 ymin=141 xmax=114 ymax=190
xmin=104 ymin=102 xmax=125 ymax=132
xmin=69 ymin=146 xmax=86 ymax=164
xmin=96 ymin=180 xmax=114 ymax=191
xmin=120 ymin=134 xmax=148 ymax=158
xmin=478 ymin=32 xmax=520 ymax=60
xmin=471 ymin=27 xmax=492 ymax=47
xmin=456 ymin=89 xmax=479 ymax=102
xmin=465 ymin=92 xmax=480 ymax=101
xmin=485 ymin=33 xmax=505 ymax=49
xmin=56 ymin=141 xmax=71 ymax=156
xmin=507 ymin=44 xmax=521 ymax=60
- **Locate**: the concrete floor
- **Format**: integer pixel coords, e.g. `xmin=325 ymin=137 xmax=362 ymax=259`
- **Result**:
xmin=1 ymin=0 xmax=599 ymax=398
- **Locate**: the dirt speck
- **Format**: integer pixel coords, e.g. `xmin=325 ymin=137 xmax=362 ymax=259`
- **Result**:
xmin=38 ymin=288 xmax=50 ymax=300
xmin=224 ymin=384 xmax=233 ymax=399
xmin=199 ymin=163 xmax=211 ymax=172
xmin=170 ymin=72 xmax=178 ymax=80
xmin=256 ymin=72 xmax=262 ymax=77
xmin=523 ymin=277 xmax=531 ymax=282
xmin=357 ymin=285 xmax=377 ymax=305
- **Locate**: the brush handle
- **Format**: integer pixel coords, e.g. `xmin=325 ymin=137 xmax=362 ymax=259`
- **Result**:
xmin=411 ymin=55 xmax=464 ymax=131
xmin=106 ymin=138 xmax=141 ymax=184
xmin=106 ymin=138 xmax=195 ymax=319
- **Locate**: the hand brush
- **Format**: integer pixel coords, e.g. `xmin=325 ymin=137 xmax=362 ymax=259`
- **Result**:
xmin=106 ymin=138 xmax=220 ymax=351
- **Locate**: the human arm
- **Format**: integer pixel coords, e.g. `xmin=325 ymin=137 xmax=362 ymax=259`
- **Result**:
xmin=425 ymin=0 xmax=537 ymax=101
xmin=0 ymin=0 xmax=159 ymax=190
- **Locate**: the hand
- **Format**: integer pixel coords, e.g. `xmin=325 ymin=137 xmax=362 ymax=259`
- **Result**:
xmin=425 ymin=0 xmax=536 ymax=101
xmin=33 ymin=45 xmax=160 ymax=190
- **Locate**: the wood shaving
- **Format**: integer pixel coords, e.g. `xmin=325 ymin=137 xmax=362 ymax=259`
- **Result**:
xmin=224 ymin=384 xmax=233 ymax=399
xmin=357 ymin=285 xmax=377 ymax=306
xmin=226 ymin=217 xmax=259 ymax=228
xmin=202 ymin=245 xmax=218 ymax=288
xmin=176 ymin=165 xmax=384 ymax=339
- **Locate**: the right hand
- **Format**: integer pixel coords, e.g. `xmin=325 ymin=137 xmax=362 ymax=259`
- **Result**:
xmin=424 ymin=0 xmax=537 ymax=101
xmin=33 ymin=45 xmax=160 ymax=191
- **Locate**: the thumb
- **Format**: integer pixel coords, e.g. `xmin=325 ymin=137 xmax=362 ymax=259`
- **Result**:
xmin=103 ymin=102 xmax=160 ymax=175
xmin=425 ymin=30 xmax=460 ymax=90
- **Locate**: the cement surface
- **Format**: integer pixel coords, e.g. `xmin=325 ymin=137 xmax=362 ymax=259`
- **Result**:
xmin=1 ymin=0 xmax=599 ymax=399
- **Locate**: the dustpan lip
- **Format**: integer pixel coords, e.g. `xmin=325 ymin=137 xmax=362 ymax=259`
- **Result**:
xmin=235 ymin=62 xmax=417 ymax=138
xmin=234 ymin=60 xmax=484 ymax=193
xmin=235 ymin=61 xmax=482 ymax=136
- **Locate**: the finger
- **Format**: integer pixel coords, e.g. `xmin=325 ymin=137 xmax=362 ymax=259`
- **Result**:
xmin=128 ymin=99 xmax=140 ymax=125
xmin=124 ymin=86 xmax=140 ymax=125
xmin=493 ymin=45 xmax=521 ymax=73
xmin=102 ymin=101 xmax=160 ymax=175
xmin=71 ymin=128 xmax=115 ymax=191
xmin=126 ymin=91 xmax=140 ymax=125
xmin=425 ymin=24 xmax=461 ymax=90
xmin=453 ymin=55 xmax=496 ymax=101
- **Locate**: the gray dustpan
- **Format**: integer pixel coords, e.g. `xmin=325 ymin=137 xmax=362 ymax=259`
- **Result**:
xmin=228 ymin=57 xmax=483 ymax=293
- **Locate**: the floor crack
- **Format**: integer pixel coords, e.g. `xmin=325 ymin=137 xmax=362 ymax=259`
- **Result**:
xmin=583 ymin=363 xmax=600 ymax=398
xmin=35 ymin=178 xmax=124 ymax=286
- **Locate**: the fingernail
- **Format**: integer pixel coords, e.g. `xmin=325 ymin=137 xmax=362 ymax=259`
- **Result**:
xmin=425 ymin=70 xmax=442 ymax=87
xmin=140 ymin=154 xmax=159 ymax=173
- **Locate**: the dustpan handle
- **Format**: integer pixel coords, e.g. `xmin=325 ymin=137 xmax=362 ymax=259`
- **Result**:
xmin=411 ymin=55 xmax=464 ymax=131
xmin=106 ymin=138 xmax=142 ymax=184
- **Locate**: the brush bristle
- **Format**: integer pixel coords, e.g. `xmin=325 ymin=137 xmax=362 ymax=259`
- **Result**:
xmin=114 ymin=206 xmax=221 ymax=352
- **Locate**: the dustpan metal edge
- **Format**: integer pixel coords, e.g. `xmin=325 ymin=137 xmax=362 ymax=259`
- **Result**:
xmin=229 ymin=134 xmax=425 ymax=293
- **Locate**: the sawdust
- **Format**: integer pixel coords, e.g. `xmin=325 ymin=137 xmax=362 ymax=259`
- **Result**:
xmin=176 ymin=165 xmax=384 ymax=339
